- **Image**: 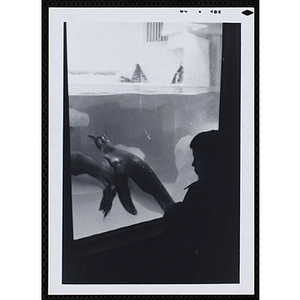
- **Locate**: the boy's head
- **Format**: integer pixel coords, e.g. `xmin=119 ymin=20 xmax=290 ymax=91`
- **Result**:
xmin=190 ymin=130 xmax=222 ymax=179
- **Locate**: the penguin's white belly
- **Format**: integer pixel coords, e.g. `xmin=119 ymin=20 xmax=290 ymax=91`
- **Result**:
xmin=127 ymin=178 xmax=164 ymax=214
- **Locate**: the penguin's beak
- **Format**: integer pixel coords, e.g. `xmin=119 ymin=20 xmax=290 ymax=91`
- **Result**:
xmin=88 ymin=135 xmax=103 ymax=150
xmin=88 ymin=135 xmax=96 ymax=141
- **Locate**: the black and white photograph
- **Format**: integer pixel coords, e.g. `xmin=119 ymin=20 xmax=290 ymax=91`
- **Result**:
xmin=47 ymin=6 xmax=256 ymax=296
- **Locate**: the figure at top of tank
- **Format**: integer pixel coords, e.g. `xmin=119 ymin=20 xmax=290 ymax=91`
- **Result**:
xmin=131 ymin=63 xmax=147 ymax=83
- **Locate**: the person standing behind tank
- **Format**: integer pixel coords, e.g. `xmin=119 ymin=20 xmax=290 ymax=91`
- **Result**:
xmin=163 ymin=130 xmax=240 ymax=284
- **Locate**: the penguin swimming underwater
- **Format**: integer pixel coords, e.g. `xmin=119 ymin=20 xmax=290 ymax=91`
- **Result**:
xmin=71 ymin=151 xmax=117 ymax=216
xmin=88 ymin=135 xmax=175 ymax=215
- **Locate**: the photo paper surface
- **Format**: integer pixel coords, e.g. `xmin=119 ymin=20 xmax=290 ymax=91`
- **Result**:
xmin=47 ymin=7 xmax=256 ymax=295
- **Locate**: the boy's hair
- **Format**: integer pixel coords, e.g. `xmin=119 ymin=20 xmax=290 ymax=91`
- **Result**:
xmin=190 ymin=130 xmax=221 ymax=157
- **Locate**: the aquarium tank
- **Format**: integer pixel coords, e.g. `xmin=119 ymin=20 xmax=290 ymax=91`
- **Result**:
xmin=67 ymin=22 xmax=223 ymax=239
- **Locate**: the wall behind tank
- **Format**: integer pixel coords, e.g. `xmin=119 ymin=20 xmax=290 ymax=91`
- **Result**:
xmin=67 ymin=22 xmax=182 ymax=81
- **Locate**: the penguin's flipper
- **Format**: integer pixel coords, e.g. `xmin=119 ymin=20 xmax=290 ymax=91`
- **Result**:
xmin=114 ymin=168 xmax=137 ymax=215
xmin=171 ymin=73 xmax=177 ymax=84
xmin=100 ymin=186 xmax=117 ymax=217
